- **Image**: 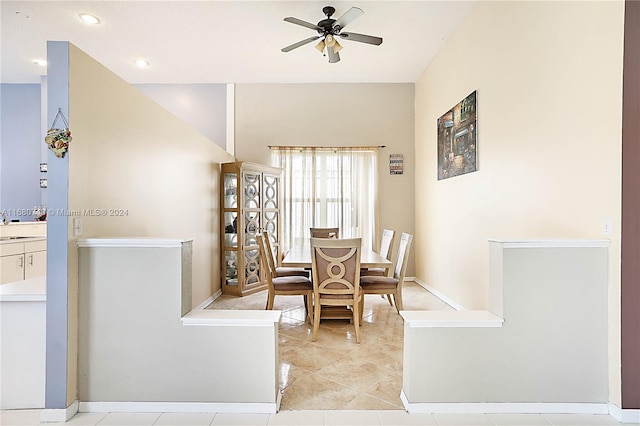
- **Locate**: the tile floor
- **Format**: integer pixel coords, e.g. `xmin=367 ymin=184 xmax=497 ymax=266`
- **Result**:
xmin=0 ymin=409 xmax=633 ymax=426
xmin=2 ymin=283 xmax=635 ymax=425
xmin=207 ymin=281 xmax=453 ymax=411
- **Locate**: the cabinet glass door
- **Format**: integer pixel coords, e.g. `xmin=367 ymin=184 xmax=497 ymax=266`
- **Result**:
xmin=224 ymin=251 xmax=238 ymax=286
xmin=224 ymin=173 xmax=238 ymax=209
xmin=262 ymin=173 xmax=280 ymax=261
xmin=244 ymin=248 xmax=260 ymax=285
xmin=243 ymin=172 xmax=260 ymax=209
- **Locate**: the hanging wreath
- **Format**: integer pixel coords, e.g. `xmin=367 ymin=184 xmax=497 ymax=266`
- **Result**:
xmin=45 ymin=109 xmax=72 ymax=158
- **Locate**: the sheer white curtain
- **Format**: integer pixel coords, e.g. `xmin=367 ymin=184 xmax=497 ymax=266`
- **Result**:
xmin=271 ymin=147 xmax=378 ymax=251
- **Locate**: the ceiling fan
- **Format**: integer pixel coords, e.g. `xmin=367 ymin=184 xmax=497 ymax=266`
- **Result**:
xmin=281 ymin=6 xmax=383 ymax=63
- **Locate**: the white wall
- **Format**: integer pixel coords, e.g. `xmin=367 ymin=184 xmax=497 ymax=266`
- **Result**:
xmin=234 ymin=83 xmax=416 ymax=273
xmin=413 ymin=1 xmax=624 ymax=405
xmin=134 ymin=84 xmax=227 ymax=150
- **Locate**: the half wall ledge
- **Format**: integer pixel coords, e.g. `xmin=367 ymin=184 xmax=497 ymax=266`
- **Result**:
xmin=401 ymin=238 xmax=610 ymax=415
xmin=75 ymin=237 xmax=281 ymax=414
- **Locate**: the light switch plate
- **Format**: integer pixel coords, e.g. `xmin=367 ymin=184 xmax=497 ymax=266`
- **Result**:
xmin=602 ymin=217 xmax=612 ymax=237
xmin=73 ymin=218 xmax=82 ymax=237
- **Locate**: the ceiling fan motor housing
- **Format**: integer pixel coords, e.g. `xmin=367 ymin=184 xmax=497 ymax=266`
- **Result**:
xmin=318 ymin=6 xmax=338 ymax=35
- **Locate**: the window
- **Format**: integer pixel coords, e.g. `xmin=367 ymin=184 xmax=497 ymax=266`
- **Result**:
xmin=271 ymin=147 xmax=378 ymax=251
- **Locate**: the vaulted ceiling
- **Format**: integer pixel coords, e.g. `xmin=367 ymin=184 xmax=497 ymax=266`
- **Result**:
xmin=1 ymin=1 xmax=475 ymax=85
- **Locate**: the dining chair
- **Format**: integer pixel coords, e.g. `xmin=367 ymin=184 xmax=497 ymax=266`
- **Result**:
xmin=310 ymin=237 xmax=364 ymax=343
xmin=360 ymin=232 xmax=413 ymax=314
xmin=261 ymin=231 xmax=309 ymax=278
xmin=310 ymin=227 xmax=339 ymax=238
xmin=361 ymin=228 xmax=396 ymax=277
xmin=257 ymin=233 xmax=313 ymax=322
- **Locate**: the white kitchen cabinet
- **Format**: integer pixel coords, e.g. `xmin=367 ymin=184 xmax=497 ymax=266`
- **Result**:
xmin=0 ymin=239 xmax=46 ymax=284
xmin=25 ymin=250 xmax=46 ymax=279
xmin=0 ymin=254 xmax=24 ymax=284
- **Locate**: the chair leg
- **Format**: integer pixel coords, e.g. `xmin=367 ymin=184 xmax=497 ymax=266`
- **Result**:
xmin=305 ymin=292 xmax=314 ymax=324
xmin=303 ymin=294 xmax=308 ymax=321
xmin=266 ymin=291 xmax=275 ymax=310
xmin=312 ymin=301 xmax=321 ymax=341
xmin=386 ymin=294 xmax=393 ymax=306
xmin=394 ymin=288 xmax=404 ymax=312
xmin=353 ymin=297 xmax=361 ymax=344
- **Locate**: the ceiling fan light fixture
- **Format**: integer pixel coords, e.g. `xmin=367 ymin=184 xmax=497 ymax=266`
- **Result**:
xmin=325 ymin=34 xmax=336 ymax=48
xmin=315 ymin=40 xmax=326 ymax=53
xmin=332 ymin=40 xmax=343 ymax=53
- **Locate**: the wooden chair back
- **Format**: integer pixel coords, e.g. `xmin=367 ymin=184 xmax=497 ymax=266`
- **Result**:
xmin=258 ymin=233 xmax=313 ymax=321
xmin=310 ymin=237 xmax=363 ymax=342
xmin=310 ymin=227 xmax=339 ymax=239
xmin=257 ymin=233 xmax=276 ymax=284
xmin=380 ymin=228 xmax=396 ymax=261
xmin=393 ymin=232 xmax=414 ymax=282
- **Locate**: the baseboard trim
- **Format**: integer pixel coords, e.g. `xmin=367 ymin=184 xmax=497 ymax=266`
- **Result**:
xmin=194 ymin=292 xmax=219 ymax=311
xmin=78 ymin=401 xmax=277 ymax=414
xmin=608 ymin=403 xmax=640 ymax=423
xmin=410 ymin=277 xmax=466 ymax=311
xmin=400 ymin=392 xmax=610 ymax=415
xmin=40 ymin=400 xmax=79 ymax=423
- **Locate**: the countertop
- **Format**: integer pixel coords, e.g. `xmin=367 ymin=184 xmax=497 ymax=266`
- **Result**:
xmin=0 ymin=236 xmax=46 ymax=245
xmin=0 ymin=275 xmax=46 ymax=301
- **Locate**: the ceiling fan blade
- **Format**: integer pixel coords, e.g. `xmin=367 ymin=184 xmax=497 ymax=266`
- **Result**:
xmin=281 ymin=36 xmax=321 ymax=52
xmin=333 ymin=7 xmax=364 ymax=31
xmin=284 ymin=17 xmax=322 ymax=31
xmin=327 ymin=46 xmax=340 ymax=63
xmin=339 ymin=32 xmax=383 ymax=46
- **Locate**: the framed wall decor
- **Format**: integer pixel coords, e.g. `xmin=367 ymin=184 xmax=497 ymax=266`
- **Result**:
xmin=437 ymin=90 xmax=477 ymax=180
xmin=389 ymin=154 xmax=404 ymax=175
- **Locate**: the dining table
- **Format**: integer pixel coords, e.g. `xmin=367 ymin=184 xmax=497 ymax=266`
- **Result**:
xmin=281 ymin=244 xmax=393 ymax=269
xmin=280 ymin=243 xmax=393 ymax=320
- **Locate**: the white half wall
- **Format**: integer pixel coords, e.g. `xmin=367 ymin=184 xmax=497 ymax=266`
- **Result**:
xmin=77 ymin=239 xmax=279 ymax=410
xmin=402 ymin=240 xmax=609 ymax=409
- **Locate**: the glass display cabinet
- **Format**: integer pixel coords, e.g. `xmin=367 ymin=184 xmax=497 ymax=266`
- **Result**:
xmin=220 ymin=161 xmax=282 ymax=296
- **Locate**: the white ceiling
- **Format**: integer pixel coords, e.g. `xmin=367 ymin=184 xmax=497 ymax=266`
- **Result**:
xmin=1 ymin=1 xmax=475 ymax=85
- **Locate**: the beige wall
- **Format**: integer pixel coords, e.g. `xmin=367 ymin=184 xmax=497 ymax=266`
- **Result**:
xmin=414 ymin=1 xmax=624 ymax=405
xmin=234 ymin=83 xmax=416 ymax=273
xmin=68 ymin=44 xmax=234 ymax=306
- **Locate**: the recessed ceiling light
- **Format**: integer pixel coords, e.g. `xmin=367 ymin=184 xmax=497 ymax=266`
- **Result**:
xmin=33 ymin=59 xmax=47 ymax=67
xmin=79 ymin=13 xmax=100 ymax=25
xmin=133 ymin=59 xmax=150 ymax=68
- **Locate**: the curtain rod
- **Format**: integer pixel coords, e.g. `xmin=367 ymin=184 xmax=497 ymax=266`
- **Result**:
xmin=268 ymin=145 xmax=386 ymax=151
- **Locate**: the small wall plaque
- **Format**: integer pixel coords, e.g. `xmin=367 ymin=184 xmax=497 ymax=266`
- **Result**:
xmin=390 ymin=154 xmax=404 ymax=175
xmin=40 ymin=179 xmax=48 ymax=188
xmin=40 ymin=163 xmax=47 ymax=172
